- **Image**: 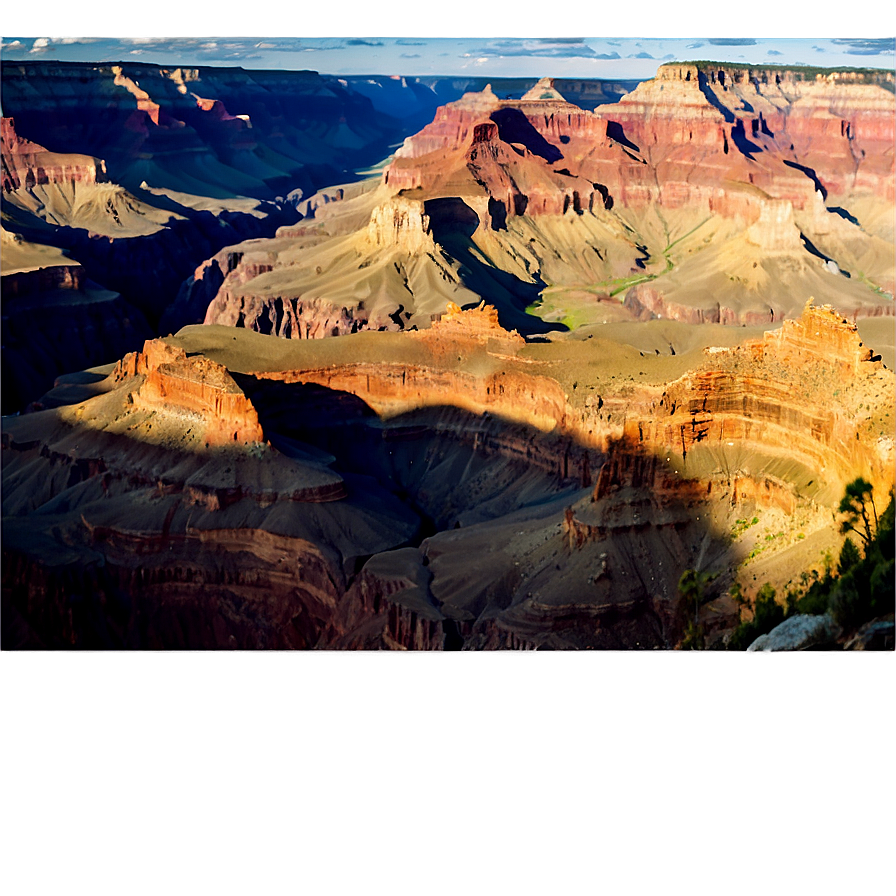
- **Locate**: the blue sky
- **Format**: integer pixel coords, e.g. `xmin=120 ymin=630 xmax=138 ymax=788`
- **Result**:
xmin=3 ymin=36 xmax=894 ymax=79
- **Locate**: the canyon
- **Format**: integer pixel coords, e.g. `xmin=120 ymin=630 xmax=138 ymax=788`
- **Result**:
xmin=6 ymin=64 xmax=616 ymax=411
xmin=5 ymin=62 xmax=894 ymax=414
xmin=2 ymin=58 xmax=894 ymax=650
xmin=194 ymin=65 xmax=895 ymax=352
xmin=2 ymin=301 xmax=892 ymax=648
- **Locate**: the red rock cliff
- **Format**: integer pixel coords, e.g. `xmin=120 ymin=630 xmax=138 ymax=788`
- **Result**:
xmin=115 ymin=339 xmax=264 ymax=446
xmin=2 ymin=116 xmax=105 ymax=192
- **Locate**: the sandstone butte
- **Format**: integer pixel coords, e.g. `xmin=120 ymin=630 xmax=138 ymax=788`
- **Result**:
xmin=193 ymin=65 xmax=895 ymax=350
xmin=2 ymin=300 xmax=893 ymax=650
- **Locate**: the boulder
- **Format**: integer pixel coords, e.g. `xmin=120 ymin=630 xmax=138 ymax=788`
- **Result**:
xmin=844 ymin=620 xmax=895 ymax=651
xmin=747 ymin=614 xmax=841 ymax=651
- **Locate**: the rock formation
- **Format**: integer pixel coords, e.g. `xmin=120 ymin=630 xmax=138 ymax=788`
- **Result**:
xmin=746 ymin=614 xmax=841 ymax=651
xmin=3 ymin=61 xmax=490 ymax=410
xmin=113 ymin=340 xmax=265 ymax=446
xmin=1 ymin=117 xmax=105 ymax=192
xmin=4 ymin=301 xmax=892 ymax=649
xmin=192 ymin=63 xmax=893 ymax=347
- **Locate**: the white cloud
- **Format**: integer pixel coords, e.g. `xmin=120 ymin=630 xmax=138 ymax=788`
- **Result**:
xmin=201 ymin=42 xmax=217 ymax=50
xmin=2 ymin=39 xmax=22 ymax=49
xmin=474 ymin=57 xmax=489 ymax=66
xmin=30 ymin=37 xmax=51 ymax=53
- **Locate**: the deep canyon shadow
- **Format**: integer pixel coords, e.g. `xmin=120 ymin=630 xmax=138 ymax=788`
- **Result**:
xmin=424 ymin=197 xmax=567 ymax=336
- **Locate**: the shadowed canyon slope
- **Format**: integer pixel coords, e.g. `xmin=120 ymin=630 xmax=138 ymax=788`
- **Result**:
xmin=195 ymin=64 xmax=895 ymax=347
xmin=3 ymin=302 xmax=893 ymax=649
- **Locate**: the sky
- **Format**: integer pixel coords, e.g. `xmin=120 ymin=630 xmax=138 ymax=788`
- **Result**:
xmin=2 ymin=35 xmax=894 ymax=80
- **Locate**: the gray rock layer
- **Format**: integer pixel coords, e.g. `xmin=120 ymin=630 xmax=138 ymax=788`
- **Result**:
xmin=747 ymin=614 xmax=841 ymax=652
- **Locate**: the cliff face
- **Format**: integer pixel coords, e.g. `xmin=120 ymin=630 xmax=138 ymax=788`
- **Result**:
xmin=0 ymin=62 xmax=408 ymax=200
xmin=634 ymin=305 xmax=891 ymax=504
xmin=364 ymin=196 xmax=434 ymax=253
xmin=693 ymin=64 xmax=896 ymax=202
xmin=255 ymin=302 xmax=893 ymax=502
xmin=384 ymin=81 xmax=608 ymax=219
xmin=1 ymin=117 xmax=105 ymax=192
xmin=382 ymin=65 xmax=894 ymax=223
xmin=114 ymin=339 xmax=265 ymax=446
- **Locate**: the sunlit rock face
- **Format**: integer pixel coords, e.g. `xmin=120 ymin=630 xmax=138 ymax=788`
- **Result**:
xmin=363 ymin=196 xmax=434 ymax=253
xmin=113 ymin=339 xmax=265 ymax=447
xmin=384 ymin=65 xmax=894 ymax=221
xmin=1 ymin=117 xmax=105 ymax=192
xmin=384 ymin=80 xmax=606 ymax=216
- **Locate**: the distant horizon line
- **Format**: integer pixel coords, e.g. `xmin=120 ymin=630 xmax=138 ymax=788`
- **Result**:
xmin=3 ymin=57 xmax=894 ymax=77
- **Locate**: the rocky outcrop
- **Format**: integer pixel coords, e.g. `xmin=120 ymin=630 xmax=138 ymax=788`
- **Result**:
xmin=418 ymin=300 xmax=525 ymax=350
xmin=759 ymin=302 xmax=884 ymax=377
xmin=114 ymin=339 xmax=265 ymax=446
xmin=390 ymin=84 xmax=502 ymax=166
xmin=384 ymin=81 xmax=607 ymax=218
xmin=746 ymin=614 xmax=841 ymax=651
xmin=1 ymin=117 xmax=104 ymax=192
xmin=619 ymin=303 xmax=893 ymax=504
xmin=364 ymin=196 xmax=434 ymax=253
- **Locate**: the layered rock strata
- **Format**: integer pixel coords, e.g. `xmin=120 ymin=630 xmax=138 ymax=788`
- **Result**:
xmin=6 ymin=61 xmax=493 ymax=408
xmin=113 ymin=340 xmax=265 ymax=446
xmin=1 ymin=117 xmax=105 ymax=192
xmin=196 ymin=64 xmax=893 ymax=346
xmin=4 ymin=302 xmax=890 ymax=649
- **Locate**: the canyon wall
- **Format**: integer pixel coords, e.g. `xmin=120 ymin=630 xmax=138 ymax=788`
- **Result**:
xmin=3 ymin=302 xmax=893 ymax=649
xmin=3 ymin=60 xmax=444 ymax=411
xmin=1 ymin=117 xmax=105 ymax=192
xmin=198 ymin=63 xmax=893 ymax=349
